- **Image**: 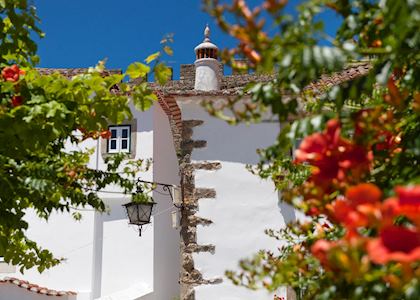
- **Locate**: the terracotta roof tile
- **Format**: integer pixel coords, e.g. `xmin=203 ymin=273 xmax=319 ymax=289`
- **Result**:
xmin=0 ymin=277 xmax=77 ymax=297
xmin=37 ymin=67 xmax=122 ymax=79
xmin=156 ymin=61 xmax=372 ymax=97
xmin=34 ymin=62 xmax=372 ymax=137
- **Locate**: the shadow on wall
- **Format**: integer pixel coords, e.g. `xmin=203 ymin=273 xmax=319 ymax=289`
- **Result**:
xmin=277 ymin=190 xmax=296 ymax=224
xmin=101 ymin=199 xmax=129 ymax=222
xmin=278 ymin=200 xmax=296 ymax=225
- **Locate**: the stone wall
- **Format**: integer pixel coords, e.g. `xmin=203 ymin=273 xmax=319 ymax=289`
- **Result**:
xmin=149 ymin=61 xmax=371 ymax=97
xmin=180 ymin=64 xmax=195 ymax=88
xmin=160 ymin=62 xmax=270 ymax=94
xmin=178 ymin=120 xmax=223 ymax=300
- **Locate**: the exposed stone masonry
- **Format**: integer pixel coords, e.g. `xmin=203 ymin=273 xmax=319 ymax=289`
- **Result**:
xmin=178 ymin=119 xmax=223 ymax=300
xmin=38 ymin=61 xmax=372 ymax=99
xmin=149 ymin=61 xmax=371 ymax=97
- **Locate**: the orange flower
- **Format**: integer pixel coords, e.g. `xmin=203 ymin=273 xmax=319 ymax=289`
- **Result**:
xmin=295 ymin=119 xmax=371 ymax=189
xmin=347 ymin=183 xmax=382 ymax=206
xmin=371 ymin=39 xmax=382 ymax=48
xmin=2 ymin=65 xmax=25 ymax=82
xmin=354 ymin=108 xmax=401 ymax=154
xmin=311 ymin=239 xmax=335 ymax=267
xmin=295 ymin=132 xmax=328 ymax=162
xmin=100 ymin=130 xmax=112 ymax=140
xmin=332 ymin=199 xmax=369 ymax=228
xmin=331 ymin=184 xmax=382 ymax=228
xmin=381 ymin=186 xmax=420 ymax=225
xmin=395 ymin=186 xmax=420 ymax=225
xmin=263 ymin=0 xmax=287 ymax=13
xmin=367 ymin=226 xmax=420 ymax=264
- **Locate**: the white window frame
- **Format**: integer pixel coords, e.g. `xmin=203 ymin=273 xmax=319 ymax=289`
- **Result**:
xmin=108 ymin=125 xmax=131 ymax=153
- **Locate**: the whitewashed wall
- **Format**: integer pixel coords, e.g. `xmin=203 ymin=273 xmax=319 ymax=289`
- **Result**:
xmin=178 ymin=99 xmax=295 ymax=300
xmin=0 ymin=106 xmax=156 ymax=300
xmin=137 ymin=102 xmax=181 ymax=300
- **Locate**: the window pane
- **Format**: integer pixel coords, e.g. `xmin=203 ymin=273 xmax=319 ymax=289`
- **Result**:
xmin=110 ymin=140 xmax=117 ymax=150
xmin=121 ymin=139 xmax=128 ymax=150
xmin=111 ymin=129 xmax=117 ymax=138
xmin=122 ymin=129 xmax=129 ymax=138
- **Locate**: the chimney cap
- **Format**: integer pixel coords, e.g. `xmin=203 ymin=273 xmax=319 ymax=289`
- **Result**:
xmin=194 ymin=24 xmax=218 ymax=53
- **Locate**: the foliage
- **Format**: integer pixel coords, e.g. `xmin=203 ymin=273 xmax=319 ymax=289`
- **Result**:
xmin=204 ymin=0 xmax=420 ymax=298
xmin=0 ymin=0 xmax=171 ymax=272
xmin=131 ymin=182 xmax=155 ymax=204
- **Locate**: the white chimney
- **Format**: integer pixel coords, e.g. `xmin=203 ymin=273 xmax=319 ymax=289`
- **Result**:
xmin=194 ymin=25 xmax=220 ymax=91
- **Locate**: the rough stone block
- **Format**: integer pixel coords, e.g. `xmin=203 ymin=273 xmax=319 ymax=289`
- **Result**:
xmin=192 ymin=161 xmax=222 ymax=171
xmin=183 ymin=120 xmax=204 ymax=128
xmin=195 ymin=188 xmax=216 ymax=199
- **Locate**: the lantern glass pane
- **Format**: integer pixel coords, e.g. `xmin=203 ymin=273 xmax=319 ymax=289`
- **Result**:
xmin=124 ymin=202 xmax=155 ymax=226
xmin=126 ymin=204 xmax=138 ymax=224
xmin=138 ymin=204 xmax=153 ymax=224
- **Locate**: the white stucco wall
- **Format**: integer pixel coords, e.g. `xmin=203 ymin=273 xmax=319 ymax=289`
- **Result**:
xmin=194 ymin=59 xmax=220 ymax=91
xmin=178 ymin=100 xmax=296 ymax=300
xmin=0 ymin=106 xmax=155 ymax=300
xmin=138 ymin=103 xmax=181 ymax=300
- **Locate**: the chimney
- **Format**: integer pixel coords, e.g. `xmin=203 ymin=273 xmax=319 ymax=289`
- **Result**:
xmin=194 ymin=25 xmax=220 ymax=91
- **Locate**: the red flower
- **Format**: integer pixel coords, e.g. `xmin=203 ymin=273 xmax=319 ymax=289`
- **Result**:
xmin=311 ymin=239 xmax=336 ymax=267
xmin=396 ymin=186 xmax=420 ymax=206
xmin=333 ymin=199 xmax=369 ymax=228
xmin=347 ymin=183 xmax=382 ymax=206
xmin=332 ymin=184 xmax=382 ymax=228
xmin=374 ymin=131 xmax=399 ymax=151
xmin=395 ymin=186 xmax=420 ymax=225
xmin=367 ymin=226 xmax=420 ymax=264
xmin=11 ymin=95 xmax=23 ymax=107
xmin=100 ymin=130 xmax=112 ymax=140
xmin=354 ymin=108 xmax=401 ymax=154
xmin=295 ymin=133 xmax=328 ymax=162
xmin=295 ymin=119 xmax=371 ymax=188
xmin=381 ymin=186 xmax=420 ymax=226
xmin=307 ymin=206 xmax=320 ymax=216
xmin=2 ymin=65 xmax=25 ymax=82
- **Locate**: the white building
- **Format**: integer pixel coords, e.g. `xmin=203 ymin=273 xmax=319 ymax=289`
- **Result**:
xmin=0 ymin=26 xmax=370 ymax=300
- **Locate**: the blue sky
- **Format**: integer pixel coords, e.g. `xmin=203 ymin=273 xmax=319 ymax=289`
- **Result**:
xmin=35 ymin=0 xmax=341 ymax=78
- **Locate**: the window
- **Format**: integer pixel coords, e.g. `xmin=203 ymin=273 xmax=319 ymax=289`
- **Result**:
xmin=101 ymin=120 xmax=137 ymax=159
xmin=108 ymin=125 xmax=131 ymax=153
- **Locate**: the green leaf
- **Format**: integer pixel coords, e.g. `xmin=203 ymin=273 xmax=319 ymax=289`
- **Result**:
xmin=154 ymin=63 xmax=172 ymax=85
xmin=145 ymin=51 xmax=160 ymax=64
xmin=163 ymin=46 xmax=173 ymax=56
xmin=126 ymin=62 xmax=150 ymax=79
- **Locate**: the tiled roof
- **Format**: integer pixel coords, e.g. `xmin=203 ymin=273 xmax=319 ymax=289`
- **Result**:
xmin=304 ymin=62 xmax=372 ymax=94
xmin=155 ymin=90 xmax=182 ymax=132
xmin=36 ymin=68 xmax=122 ymax=79
xmin=34 ymin=62 xmax=372 ymax=133
xmin=0 ymin=277 xmax=77 ymax=296
xmin=156 ymin=61 xmax=372 ymax=97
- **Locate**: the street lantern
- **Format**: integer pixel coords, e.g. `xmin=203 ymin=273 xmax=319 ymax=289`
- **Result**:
xmin=123 ymin=198 xmax=156 ymax=236
xmin=123 ymin=178 xmax=183 ymax=236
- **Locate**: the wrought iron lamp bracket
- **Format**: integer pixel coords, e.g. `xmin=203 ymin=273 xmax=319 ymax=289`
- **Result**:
xmin=135 ymin=178 xmax=183 ymax=209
